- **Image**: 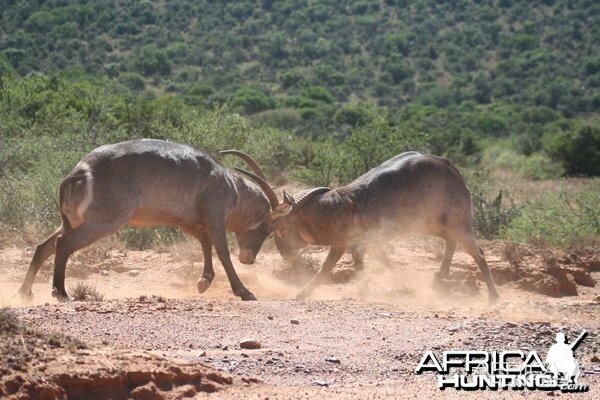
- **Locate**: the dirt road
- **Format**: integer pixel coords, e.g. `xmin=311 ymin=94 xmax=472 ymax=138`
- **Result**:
xmin=1 ymin=237 xmax=599 ymax=398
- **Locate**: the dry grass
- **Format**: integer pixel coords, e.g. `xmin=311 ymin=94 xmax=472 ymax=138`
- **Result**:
xmin=69 ymin=282 xmax=105 ymax=302
xmin=488 ymin=170 xmax=598 ymax=204
xmin=0 ymin=308 xmax=20 ymax=334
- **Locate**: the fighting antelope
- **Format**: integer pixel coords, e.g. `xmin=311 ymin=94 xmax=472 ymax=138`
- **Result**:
xmin=18 ymin=139 xmax=278 ymax=301
xmin=239 ymin=151 xmax=500 ymax=303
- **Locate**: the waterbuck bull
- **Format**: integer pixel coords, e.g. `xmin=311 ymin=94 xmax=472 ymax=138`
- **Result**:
xmin=239 ymin=151 xmax=500 ymax=303
xmin=18 ymin=139 xmax=278 ymax=302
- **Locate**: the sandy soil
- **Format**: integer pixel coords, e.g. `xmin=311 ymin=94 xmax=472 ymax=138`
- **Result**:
xmin=1 ymin=236 xmax=599 ymax=399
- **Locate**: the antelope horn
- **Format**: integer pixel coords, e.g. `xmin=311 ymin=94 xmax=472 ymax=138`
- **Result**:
xmin=220 ymin=150 xmax=268 ymax=180
xmin=233 ymin=167 xmax=279 ymax=209
xmin=292 ymin=187 xmax=331 ymax=211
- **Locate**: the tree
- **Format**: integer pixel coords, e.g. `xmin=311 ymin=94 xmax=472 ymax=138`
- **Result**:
xmin=232 ymin=88 xmax=277 ymax=114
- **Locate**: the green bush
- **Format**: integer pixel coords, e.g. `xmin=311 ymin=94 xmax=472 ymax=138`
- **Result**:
xmin=231 ymin=87 xmax=277 ymax=114
xmin=468 ymin=173 xmax=520 ymax=239
xmin=0 ymin=76 xmax=294 ymax=244
xmin=483 ymin=146 xmax=564 ymax=180
xmin=502 ymin=187 xmax=600 ymax=247
xmin=543 ymin=122 xmax=600 ymax=177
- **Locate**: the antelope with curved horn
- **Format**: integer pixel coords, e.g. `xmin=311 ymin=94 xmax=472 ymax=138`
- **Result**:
xmin=18 ymin=139 xmax=277 ymax=302
xmin=239 ymin=151 xmax=500 ymax=304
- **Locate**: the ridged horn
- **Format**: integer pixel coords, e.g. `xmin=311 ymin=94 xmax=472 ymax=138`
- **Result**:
xmin=233 ymin=167 xmax=279 ymax=209
xmin=292 ymin=187 xmax=331 ymax=211
xmin=220 ymin=150 xmax=268 ymax=180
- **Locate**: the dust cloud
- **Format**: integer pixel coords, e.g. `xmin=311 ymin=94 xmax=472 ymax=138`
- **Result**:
xmin=2 ymin=234 xmax=596 ymax=324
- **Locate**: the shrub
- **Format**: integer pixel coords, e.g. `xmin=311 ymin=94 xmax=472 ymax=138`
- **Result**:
xmin=117 ymin=227 xmax=184 ymax=250
xmin=291 ymin=140 xmax=339 ymax=187
xmin=468 ymin=173 xmax=520 ymax=239
xmin=231 ymin=87 xmax=277 ymax=114
xmin=0 ymin=308 xmax=20 ymax=334
xmin=543 ymin=123 xmax=600 ymax=177
xmin=69 ymin=282 xmax=105 ymax=301
xmin=483 ymin=146 xmax=564 ymax=180
xmin=118 ymin=72 xmax=145 ymax=91
xmin=502 ymin=187 xmax=600 ymax=248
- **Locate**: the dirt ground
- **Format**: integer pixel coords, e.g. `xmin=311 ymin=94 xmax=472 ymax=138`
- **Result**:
xmin=1 ymin=235 xmax=599 ymax=399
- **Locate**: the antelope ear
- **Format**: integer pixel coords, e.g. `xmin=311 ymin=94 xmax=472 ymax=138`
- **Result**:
xmin=283 ymin=190 xmax=294 ymax=205
xmin=271 ymin=202 xmax=292 ymax=220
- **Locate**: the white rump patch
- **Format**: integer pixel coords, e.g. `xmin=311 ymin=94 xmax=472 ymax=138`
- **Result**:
xmin=76 ymin=161 xmax=94 ymax=218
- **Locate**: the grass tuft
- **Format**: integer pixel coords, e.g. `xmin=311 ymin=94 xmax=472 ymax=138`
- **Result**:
xmin=69 ymin=282 xmax=105 ymax=302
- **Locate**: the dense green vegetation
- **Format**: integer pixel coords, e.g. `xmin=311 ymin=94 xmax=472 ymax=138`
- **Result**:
xmin=0 ymin=1 xmax=598 ymax=248
xmin=1 ymin=0 xmax=598 ymax=115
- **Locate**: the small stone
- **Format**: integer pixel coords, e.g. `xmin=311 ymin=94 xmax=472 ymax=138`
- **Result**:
xmin=325 ymin=357 xmax=341 ymax=364
xmin=240 ymin=338 xmax=261 ymax=350
xmin=222 ymin=345 xmax=229 ymax=351
xmin=313 ymin=380 xmax=329 ymax=387
xmin=241 ymin=353 xmax=249 ymax=358
xmin=591 ymin=355 xmax=600 ymax=363
xmin=290 ymin=319 xmax=300 ymax=325
xmin=268 ymin=316 xmax=274 ymax=320
xmin=199 ymin=351 xmax=207 ymax=357
xmin=128 ymin=269 xmax=140 ymax=277
xmin=99 ymin=270 xmax=109 ymax=276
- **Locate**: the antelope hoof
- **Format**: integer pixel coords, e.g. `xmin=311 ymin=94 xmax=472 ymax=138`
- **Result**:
xmin=197 ymin=278 xmax=212 ymax=294
xmin=17 ymin=287 xmax=33 ymax=303
xmin=239 ymin=291 xmax=257 ymax=301
xmin=434 ymin=270 xmax=449 ymax=281
xmin=488 ymin=291 xmax=500 ymax=305
xmin=51 ymin=288 xmax=70 ymax=302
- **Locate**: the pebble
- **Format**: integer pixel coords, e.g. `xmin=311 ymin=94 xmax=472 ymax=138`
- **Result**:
xmin=591 ymin=355 xmax=600 ymax=363
xmin=99 ymin=270 xmax=109 ymax=276
xmin=240 ymin=338 xmax=261 ymax=350
xmin=128 ymin=269 xmax=140 ymax=277
xmin=290 ymin=319 xmax=300 ymax=325
xmin=313 ymin=380 xmax=329 ymax=387
xmin=268 ymin=316 xmax=274 ymax=320
xmin=325 ymin=357 xmax=341 ymax=364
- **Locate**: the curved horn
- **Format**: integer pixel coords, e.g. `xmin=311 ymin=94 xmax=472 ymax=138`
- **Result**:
xmin=293 ymin=187 xmax=331 ymax=210
xmin=233 ymin=167 xmax=279 ymax=209
xmin=220 ymin=150 xmax=268 ymax=180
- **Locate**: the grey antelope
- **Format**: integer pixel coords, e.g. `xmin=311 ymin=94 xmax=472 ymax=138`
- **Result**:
xmin=18 ymin=139 xmax=279 ymax=301
xmin=238 ymin=151 xmax=500 ymax=303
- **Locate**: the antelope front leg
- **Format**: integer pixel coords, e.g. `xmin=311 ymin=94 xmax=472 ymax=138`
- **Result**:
xmin=296 ymin=246 xmax=346 ymax=299
xmin=195 ymin=230 xmax=215 ymax=295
